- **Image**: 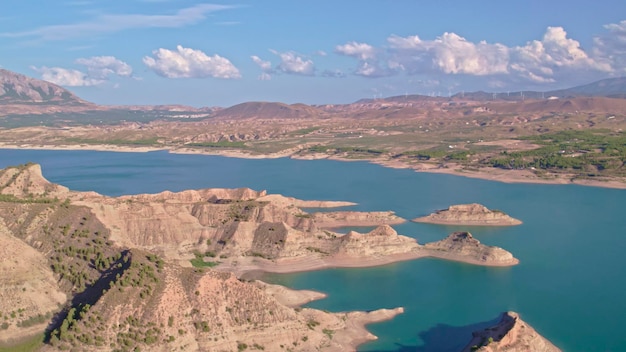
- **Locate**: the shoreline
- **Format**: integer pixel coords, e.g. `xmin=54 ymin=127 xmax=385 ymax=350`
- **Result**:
xmin=217 ymin=249 xmax=518 ymax=278
xmin=1 ymin=143 xmax=625 ymax=189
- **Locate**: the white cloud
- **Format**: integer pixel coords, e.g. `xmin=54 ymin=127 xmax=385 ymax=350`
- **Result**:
xmin=2 ymin=4 xmax=234 ymax=41
xmin=388 ymin=32 xmax=510 ymax=76
xmin=335 ymin=41 xmax=377 ymax=61
xmin=511 ymin=26 xmax=612 ymax=82
xmin=593 ymin=20 xmax=626 ymax=73
xmin=335 ymin=41 xmax=390 ymax=77
xmin=251 ymin=55 xmax=274 ymax=80
xmin=31 ymin=55 xmax=133 ymax=87
xmin=31 ymin=66 xmax=103 ymax=86
xmin=143 ymin=45 xmax=241 ymax=79
xmin=75 ymin=56 xmax=132 ymax=79
xmin=251 ymin=55 xmax=272 ymax=71
xmin=331 ymin=26 xmax=615 ymax=84
xmin=271 ymin=50 xmax=315 ymax=76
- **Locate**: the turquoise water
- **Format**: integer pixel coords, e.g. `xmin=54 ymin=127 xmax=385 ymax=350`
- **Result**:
xmin=1 ymin=149 xmax=625 ymax=351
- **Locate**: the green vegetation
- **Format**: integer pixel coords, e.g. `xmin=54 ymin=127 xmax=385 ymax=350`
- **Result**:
xmin=289 ymin=126 xmax=319 ymax=136
xmin=190 ymin=252 xmax=219 ymax=268
xmin=308 ymin=145 xmax=387 ymax=156
xmin=64 ymin=137 xmax=161 ymax=146
xmin=0 ymin=334 xmax=44 ymax=352
xmin=322 ymin=328 xmax=334 ymax=339
xmin=187 ymin=141 xmax=247 ymax=148
xmin=487 ymin=130 xmax=626 ymax=176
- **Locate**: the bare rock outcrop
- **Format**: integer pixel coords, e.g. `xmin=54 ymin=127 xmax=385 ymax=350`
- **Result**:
xmin=462 ymin=311 xmax=561 ymax=352
xmin=0 ymin=163 xmax=69 ymax=198
xmin=423 ymin=232 xmax=519 ymax=266
xmin=413 ymin=203 xmax=522 ymax=226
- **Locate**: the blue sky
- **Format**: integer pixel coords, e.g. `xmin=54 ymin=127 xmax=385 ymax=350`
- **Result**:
xmin=1 ymin=1 xmax=625 ymax=107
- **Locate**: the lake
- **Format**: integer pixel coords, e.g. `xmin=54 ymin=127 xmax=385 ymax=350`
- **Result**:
xmin=1 ymin=149 xmax=624 ymax=351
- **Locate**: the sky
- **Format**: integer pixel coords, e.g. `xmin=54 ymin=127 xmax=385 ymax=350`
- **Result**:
xmin=1 ymin=0 xmax=625 ymax=107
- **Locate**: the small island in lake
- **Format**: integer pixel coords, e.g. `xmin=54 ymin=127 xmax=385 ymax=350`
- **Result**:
xmin=413 ymin=203 xmax=522 ymax=226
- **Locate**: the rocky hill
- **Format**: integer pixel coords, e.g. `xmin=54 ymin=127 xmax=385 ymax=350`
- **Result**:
xmin=462 ymin=311 xmax=561 ymax=352
xmin=413 ymin=204 xmax=522 ymax=226
xmin=0 ymin=69 xmax=88 ymax=105
xmin=212 ymin=101 xmax=323 ymax=120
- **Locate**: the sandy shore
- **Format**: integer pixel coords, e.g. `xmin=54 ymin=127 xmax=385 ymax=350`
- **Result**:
xmin=2 ymin=143 xmax=625 ymax=189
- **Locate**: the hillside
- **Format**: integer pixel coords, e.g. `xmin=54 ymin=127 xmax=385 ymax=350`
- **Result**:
xmin=0 ymin=69 xmax=88 ymax=105
xmin=212 ymin=102 xmax=323 ymax=120
xmin=0 ymin=164 xmax=520 ymax=351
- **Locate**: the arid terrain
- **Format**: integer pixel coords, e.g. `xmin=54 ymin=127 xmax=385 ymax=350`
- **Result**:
xmin=0 ymin=68 xmax=611 ymax=351
xmin=0 ymin=163 xmax=532 ymax=351
xmin=1 ymin=70 xmax=626 ymax=189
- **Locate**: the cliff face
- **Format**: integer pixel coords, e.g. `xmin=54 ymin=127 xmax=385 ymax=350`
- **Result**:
xmin=413 ymin=203 xmax=522 ymax=226
xmin=462 ymin=312 xmax=561 ymax=352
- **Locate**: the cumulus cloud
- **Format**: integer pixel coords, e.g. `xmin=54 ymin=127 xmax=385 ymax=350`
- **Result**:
xmin=3 ymin=4 xmax=234 ymax=41
xmin=387 ymin=32 xmax=510 ymax=76
xmin=251 ymin=55 xmax=274 ymax=80
xmin=31 ymin=66 xmax=103 ymax=86
xmin=335 ymin=41 xmax=377 ymax=61
xmin=335 ymin=25 xmax=616 ymax=85
xmin=593 ymin=20 xmax=626 ymax=73
xmin=511 ymin=26 xmax=612 ymax=82
xmin=270 ymin=50 xmax=315 ymax=76
xmin=335 ymin=41 xmax=390 ymax=77
xmin=75 ymin=56 xmax=133 ymax=79
xmin=143 ymin=45 xmax=241 ymax=79
xmin=31 ymin=55 xmax=133 ymax=87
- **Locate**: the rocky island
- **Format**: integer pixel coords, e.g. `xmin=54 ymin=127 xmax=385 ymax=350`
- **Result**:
xmin=413 ymin=203 xmax=522 ymax=226
xmin=463 ymin=311 xmax=561 ymax=352
xmin=423 ymin=232 xmax=520 ymax=266
xmin=0 ymin=164 xmax=521 ymax=351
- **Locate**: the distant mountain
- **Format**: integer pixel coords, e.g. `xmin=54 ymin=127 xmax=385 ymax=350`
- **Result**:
xmin=0 ymin=69 xmax=89 ymax=105
xmin=546 ymin=77 xmax=626 ymax=98
xmin=450 ymin=77 xmax=626 ymax=101
xmin=212 ymin=101 xmax=322 ymax=119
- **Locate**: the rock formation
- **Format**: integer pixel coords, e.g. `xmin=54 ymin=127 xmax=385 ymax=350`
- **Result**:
xmin=423 ymin=232 xmax=519 ymax=266
xmin=413 ymin=203 xmax=522 ymax=226
xmin=0 ymin=164 xmax=522 ymax=351
xmin=462 ymin=311 xmax=561 ymax=352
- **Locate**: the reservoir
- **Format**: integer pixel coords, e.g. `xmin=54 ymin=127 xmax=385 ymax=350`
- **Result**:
xmin=1 ymin=149 xmax=624 ymax=351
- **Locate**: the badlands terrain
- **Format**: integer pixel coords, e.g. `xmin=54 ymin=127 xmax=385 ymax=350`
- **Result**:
xmin=0 ymin=163 xmax=535 ymax=351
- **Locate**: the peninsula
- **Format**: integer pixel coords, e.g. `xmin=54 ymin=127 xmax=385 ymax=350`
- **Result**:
xmin=463 ymin=311 xmax=561 ymax=352
xmin=413 ymin=203 xmax=522 ymax=226
xmin=0 ymin=163 xmax=519 ymax=351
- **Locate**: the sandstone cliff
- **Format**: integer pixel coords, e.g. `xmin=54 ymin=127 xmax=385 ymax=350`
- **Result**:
xmin=413 ymin=203 xmax=522 ymax=226
xmin=462 ymin=311 xmax=561 ymax=352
